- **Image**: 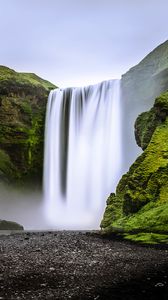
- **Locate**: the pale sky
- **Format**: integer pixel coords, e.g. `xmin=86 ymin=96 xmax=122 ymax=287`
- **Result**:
xmin=0 ymin=0 xmax=168 ymax=87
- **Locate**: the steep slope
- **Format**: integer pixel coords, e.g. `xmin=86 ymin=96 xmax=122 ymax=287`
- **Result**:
xmin=0 ymin=66 xmax=56 ymax=186
xmin=122 ymin=40 xmax=168 ymax=108
xmin=121 ymin=40 xmax=168 ymax=169
xmin=101 ymin=91 xmax=168 ymax=244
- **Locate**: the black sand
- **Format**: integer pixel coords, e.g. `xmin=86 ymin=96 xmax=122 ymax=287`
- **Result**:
xmin=0 ymin=231 xmax=167 ymax=299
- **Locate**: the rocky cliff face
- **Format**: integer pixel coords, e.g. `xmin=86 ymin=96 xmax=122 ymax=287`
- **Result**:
xmin=101 ymin=91 xmax=168 ymax=243
xmin=122 ymin=40 xmax=168 ymax=109
xmin=0 ymin=66 xmax=56 ymax=186
xmin=121 ymin=40 xmax=168 ymax=169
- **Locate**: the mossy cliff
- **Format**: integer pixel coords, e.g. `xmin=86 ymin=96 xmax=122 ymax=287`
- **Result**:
xmin=121 ymin=40 xmax=168 ymax=169
xmin=0 ymin=66 xmax=56 ymax=186
xmin=101 ymin=91 xmax=168 ymax=244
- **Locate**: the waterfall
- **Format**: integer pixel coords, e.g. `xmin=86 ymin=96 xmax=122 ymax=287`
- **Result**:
xmin=43 ymin=80 xmax=122 ymax=229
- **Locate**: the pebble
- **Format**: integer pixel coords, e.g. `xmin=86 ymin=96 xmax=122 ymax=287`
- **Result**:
xmin=0 ymin=231 xmax=167 ymax=299
xmin=49 ymin=267 xmax=55 ymax=271
xmin=155 ymin=282 xmax=165 ymax=287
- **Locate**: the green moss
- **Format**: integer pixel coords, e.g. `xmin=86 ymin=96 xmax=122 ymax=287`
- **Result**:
xmin=122 ymin=118 xmax=168 ymax=215
xmin=0 ymin=66 xmax=56 ymax=92
xmin=0 ymin=66 xmax=56 ymax=186
xmin=101 ymin=91 xmax=168 ymax=244
xmin=155 ymin=91 xmax=168 ymax=111
xmin=134 ymin=109 xmax=160 ymax=149
xmin=100 ymin=193 xmax=123 ymax=229
xmin=0 ymin=149 xmax=18 ymax=181
xmin=124 ymin=233 xmax=168 ymax=244
xmin=21 ymin=72 xmax=55 ymax=90
xmin=112 ymin=202 xmax=168 ymax=232
xmin=19 ymin=101 xmax=32 ymax=115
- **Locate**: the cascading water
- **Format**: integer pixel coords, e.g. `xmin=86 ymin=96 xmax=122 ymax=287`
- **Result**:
xmin=43 ymin=80 xmax=122 ymax=229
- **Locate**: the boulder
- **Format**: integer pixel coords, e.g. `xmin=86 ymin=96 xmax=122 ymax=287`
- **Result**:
xmin=0 ymin=219 xmax=24 ymax=230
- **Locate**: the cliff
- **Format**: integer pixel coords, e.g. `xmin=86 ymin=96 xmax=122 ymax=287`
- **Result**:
xmin=122 ymin=40 xmax=168 ymax=109
xmin=121 ymin=40 xmax=168 ymax=169
xmin=101 ymin=91 xmax=168 ymax=244
xmin=0 ymin=66 xmax=56 ymax=186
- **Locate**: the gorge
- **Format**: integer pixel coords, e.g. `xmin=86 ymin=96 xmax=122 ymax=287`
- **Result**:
xmin=0 ymin=40 xmax=168 ymax=233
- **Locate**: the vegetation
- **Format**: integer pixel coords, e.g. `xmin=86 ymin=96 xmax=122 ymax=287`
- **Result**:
xmin=0 ymin=219 xmax=24 ymax=230
xmin=0 ymin=66 xmax=56 ymax=187
xmin=0 ymin=66 xmax=55 ymax=91
xmin=101 ymin=91 xmax=168 ymax=244
xmin=121 ymin=40 xmax=168 ymax=171
xmin=124 ymin=233 xmax=168 ymax=245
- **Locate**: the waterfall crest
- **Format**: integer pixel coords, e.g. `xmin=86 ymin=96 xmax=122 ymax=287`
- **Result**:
xmin=43 ymin=80 xmax=122 ymax=229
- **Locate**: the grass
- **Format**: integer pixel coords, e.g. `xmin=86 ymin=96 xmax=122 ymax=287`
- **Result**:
xmin=124 ymin=233 xmax=168 ymax=245
xmin=0 ymin=65 xmax=56 ymax=90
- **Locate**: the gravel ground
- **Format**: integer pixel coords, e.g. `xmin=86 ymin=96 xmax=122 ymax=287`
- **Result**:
xmin=0 ymin=231 xmax=167 ymax=299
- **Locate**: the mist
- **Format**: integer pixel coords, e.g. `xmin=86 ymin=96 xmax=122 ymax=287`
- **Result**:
xmin=0 ymin=184 xmax=105 ymax=230
xmin=0 ymin=185 xmax=48 ymax=230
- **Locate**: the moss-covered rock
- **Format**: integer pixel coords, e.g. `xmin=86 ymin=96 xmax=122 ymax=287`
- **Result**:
xmin=0 ymin=219 xmax=24 ymax=230
xmin=123 ymin=232 xmax=168 ymax=245
xmin=101 ymin=91 xmax=168 ymax=243
xmin=0 ymin=66 xmax=56 ymax=187
xmin=135 ymin=91 xmax=168 ymax=150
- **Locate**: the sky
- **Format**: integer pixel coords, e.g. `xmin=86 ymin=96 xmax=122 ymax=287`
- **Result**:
xmin=0 ymin=0 xmax=168 ymax=87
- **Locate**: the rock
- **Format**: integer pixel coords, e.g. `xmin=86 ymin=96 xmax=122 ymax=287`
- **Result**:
xmin=101 ymin=91 xmax=168 ymax=243
xmin=122 ymin=40 xmax=168 ymax=110
xmin=0 ymin=219 xmax=24 ymax=230
xmin=121 ymin=40 xmax=168 ymax=168
xmin=155 ymin=282 xmax=165 ymax=287
xmin=0 ymin=65 xmax=56 ymax=187
xmin=135 ymin=91 xmax=168 ymax=150
xmin=49 ymin=267 xmax=55 ymax=271
xmin=101 ymin=41 xmax=168 ymax=243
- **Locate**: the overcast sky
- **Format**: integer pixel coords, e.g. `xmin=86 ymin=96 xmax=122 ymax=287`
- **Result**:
xmin=0 ymin=0 xmax=168 ymax=87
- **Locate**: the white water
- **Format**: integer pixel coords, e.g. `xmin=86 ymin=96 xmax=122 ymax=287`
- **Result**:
xmin=43 ymin=80 xmax=122 ymax=229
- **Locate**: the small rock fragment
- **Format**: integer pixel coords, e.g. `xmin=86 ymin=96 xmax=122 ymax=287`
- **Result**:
xmin=155 ymin=282 xmax=165 ymax=287
xmin=49 ymin=267 xmax=55 ymax=271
